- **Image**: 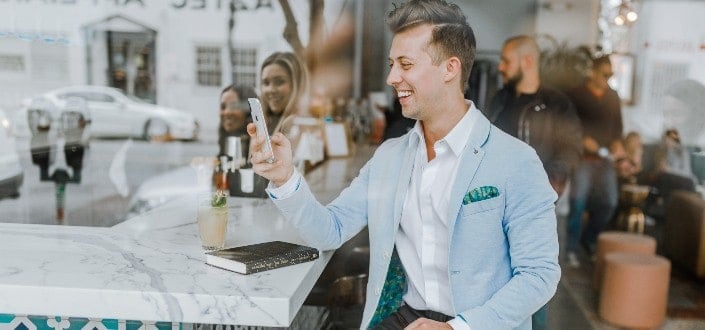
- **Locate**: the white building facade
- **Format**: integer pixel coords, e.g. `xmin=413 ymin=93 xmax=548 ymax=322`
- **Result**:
xmin=0 ymin=0 xmax=349 ymax=137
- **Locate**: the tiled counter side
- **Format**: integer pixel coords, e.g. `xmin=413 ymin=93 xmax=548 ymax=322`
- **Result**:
xmin=0 ymin=145 xmax=375 ymax=329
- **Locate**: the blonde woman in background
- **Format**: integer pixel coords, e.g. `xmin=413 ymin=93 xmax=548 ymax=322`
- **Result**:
xmin=259 ymin=51 xmax=310 ymax=135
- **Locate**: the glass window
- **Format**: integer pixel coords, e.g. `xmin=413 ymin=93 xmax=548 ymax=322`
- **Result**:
xmin=196 ymin=46 xmax=222 ymax=87
xmin=232 ymin=47 xmax=258 ymax=88
xmin=0 ymin=54 xmax=25 ymax=72
xmin=62 ymin=92 xmax=115 ymax=103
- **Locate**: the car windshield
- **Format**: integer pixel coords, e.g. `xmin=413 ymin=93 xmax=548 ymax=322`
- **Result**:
xmin=126 ymin=94 xmax=149 ymax=104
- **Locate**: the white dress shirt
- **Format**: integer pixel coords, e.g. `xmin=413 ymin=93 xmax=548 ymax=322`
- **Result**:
xmin=397 ymin=103 xmax=477 ymax=329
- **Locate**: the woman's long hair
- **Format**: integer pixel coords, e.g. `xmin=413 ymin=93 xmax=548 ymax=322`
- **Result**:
xmin=259 ymin=52 xmax=309 ymax=133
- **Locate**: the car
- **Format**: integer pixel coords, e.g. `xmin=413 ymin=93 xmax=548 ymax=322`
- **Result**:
xmin=0 ymin=108 xmax=23 ymax=199
xmin=125 ymin=160 xmax=214 ymax=219
xmin=14 ymin=85 xmax=199 ymax=141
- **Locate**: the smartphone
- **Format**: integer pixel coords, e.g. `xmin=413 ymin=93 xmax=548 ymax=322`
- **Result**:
xmin=248 ymin=98 xmax=275 ymax=163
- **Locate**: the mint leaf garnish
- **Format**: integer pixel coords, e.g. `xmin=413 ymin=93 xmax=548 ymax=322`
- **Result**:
xmin=211 ymin=191 xmax=227 ymax=207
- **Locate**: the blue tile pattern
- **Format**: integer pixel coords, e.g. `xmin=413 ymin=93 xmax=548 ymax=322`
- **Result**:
xmin=0 ymin=314 xmax=180 ymax=330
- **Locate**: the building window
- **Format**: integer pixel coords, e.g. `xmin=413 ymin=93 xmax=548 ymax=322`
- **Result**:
xmin=232 ymin=47 xmax=258 ymax=88
xmin=0 ymin=54 xmax=25 ymax=72
xmin=196 ymin=46 xmax=222 ymax=87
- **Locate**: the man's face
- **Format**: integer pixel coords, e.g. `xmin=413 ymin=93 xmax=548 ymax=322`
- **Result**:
xmin=386 ymin=24 xmax=446 ymax=120
xmin=590 ymin=62 xmax=613 ymax=91
xmin=498 ymin=43 xmax=523 ymax=88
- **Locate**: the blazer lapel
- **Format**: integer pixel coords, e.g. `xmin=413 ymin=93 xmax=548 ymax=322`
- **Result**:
xmin=447 ymin=111 xmax=492 ymax=232
xmin=393 ymin=135 xmax=419 ymax=230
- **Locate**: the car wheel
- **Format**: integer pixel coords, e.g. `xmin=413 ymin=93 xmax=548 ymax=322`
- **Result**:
xmin=144 ymin=119 xmax=171 ymax=142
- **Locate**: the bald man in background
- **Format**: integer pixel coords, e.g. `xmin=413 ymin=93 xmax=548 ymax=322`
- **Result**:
xmin=484 ymin=35 xmax=582 ymax=330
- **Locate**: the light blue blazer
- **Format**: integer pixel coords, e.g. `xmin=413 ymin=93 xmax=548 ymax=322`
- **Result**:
xmin=272 ymin=110 xmax=561 ymax=329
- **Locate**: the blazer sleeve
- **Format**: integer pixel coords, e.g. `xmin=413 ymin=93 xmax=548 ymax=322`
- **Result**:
xmin=271 ymin=158 xmax=372 ymax=251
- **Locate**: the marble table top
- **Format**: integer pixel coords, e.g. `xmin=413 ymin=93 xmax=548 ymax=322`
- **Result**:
xmin=0 ymin=145 xmax=374 ymax=327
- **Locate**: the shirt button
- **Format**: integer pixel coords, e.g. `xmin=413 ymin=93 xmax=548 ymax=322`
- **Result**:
xmin=383 ymin=251 xmax=390 ymax=259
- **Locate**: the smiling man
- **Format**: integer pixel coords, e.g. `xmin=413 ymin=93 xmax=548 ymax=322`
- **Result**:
xmin=247 ymin=1 xmax=560 ymax=329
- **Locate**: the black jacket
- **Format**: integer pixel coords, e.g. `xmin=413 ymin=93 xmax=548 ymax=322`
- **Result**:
xmin=484 ymin=86 xmax=583 ymax=184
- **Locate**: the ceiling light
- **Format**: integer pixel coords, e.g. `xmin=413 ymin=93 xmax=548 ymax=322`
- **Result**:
xmin=626 ymin=11 xmax=638 ymax=22
xmin=614 ymin=15 xmax=626 ymax=25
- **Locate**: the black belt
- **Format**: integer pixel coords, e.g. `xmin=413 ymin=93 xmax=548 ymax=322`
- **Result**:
xmin=404 ymin=304 xmax=454 ymax=323
xmin=373 ymin=304 xmax=453 ymax=329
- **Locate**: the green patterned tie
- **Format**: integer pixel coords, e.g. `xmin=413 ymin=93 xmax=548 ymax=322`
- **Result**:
xmin=369 ymin=248 xmax=407 ymax=328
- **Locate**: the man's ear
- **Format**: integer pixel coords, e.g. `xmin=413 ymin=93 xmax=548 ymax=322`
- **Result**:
xmin=521 ymin=54 xmax=534 ymax=70
xmin=444 ymin=56 xmax=461 ymax=83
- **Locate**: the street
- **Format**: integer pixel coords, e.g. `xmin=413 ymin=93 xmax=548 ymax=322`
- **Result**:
xmin=0 ymin=137 xmax=218 ymax=227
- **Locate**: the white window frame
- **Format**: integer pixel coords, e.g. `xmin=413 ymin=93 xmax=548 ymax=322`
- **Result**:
xmin=231 ymin=46 xmax=258 ymax=88
xmin=195 ymin=46 xmax=222 ymax=87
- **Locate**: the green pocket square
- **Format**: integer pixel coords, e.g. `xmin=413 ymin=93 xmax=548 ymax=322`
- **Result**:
xmin=463 ymin=186 xmax=499 ymax=205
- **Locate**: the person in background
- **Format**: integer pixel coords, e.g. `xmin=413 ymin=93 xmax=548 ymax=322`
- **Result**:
xmin=213 ymin=84 xmax=258 ymax=190
xmin=655 ymin=129 xmax=695 ymax=181
xmin=248 ymin=0 xmax=560 ymax=328
xmin=259 ymin=51 xmax=310 ymax=135
xmin=613 ymin=131 xmax=643 ymax=183
xmin=485 ymin=35 xmax=582 ymax=197
xmin=217 ymin=84 xmax=258 ymax=157
xmin=484 ymin=35 xmax=582 ymax=330
xmin=650 ymin=128 xmax=697 ymax=208
xmin=565 ymin=54 xmax=623 ymax=267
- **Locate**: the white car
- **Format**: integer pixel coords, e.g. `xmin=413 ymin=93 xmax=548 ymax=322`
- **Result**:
xmin=15 ymin=86 xmax=199 ymax=141
xmin=126 ymin=164 xmax=212 ymax=219
xmin=0 ymin=108 xmax=23 ymax=199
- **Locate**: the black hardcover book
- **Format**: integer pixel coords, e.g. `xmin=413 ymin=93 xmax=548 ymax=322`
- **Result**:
xmin=205 ymin=241 xmax=319 ymax=274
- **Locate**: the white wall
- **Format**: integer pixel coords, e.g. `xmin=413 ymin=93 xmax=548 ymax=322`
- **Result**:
xmin=458 ymin=0 xmax=538 ymax=53
xmin=535 ymin=0 xmax=599 ymax=48
xmin=623 ymin=0 xmax=705 ymax=146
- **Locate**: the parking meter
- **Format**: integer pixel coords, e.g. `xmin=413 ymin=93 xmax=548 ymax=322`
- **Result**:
xmin=27 ymin=96 xmax=90 ymax=221
xmin=52 ymin=97 xmax=90 ymax=183
xmin=28 ymin=97 xmax=56 ymax=181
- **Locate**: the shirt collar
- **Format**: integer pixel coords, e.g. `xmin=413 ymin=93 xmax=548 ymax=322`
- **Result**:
xmin=409 ymin=100 xmax=478 ymax=157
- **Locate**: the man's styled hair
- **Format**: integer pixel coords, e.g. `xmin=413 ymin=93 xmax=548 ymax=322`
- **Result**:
xmin=386 ymin=0 xmax=476 ymax=92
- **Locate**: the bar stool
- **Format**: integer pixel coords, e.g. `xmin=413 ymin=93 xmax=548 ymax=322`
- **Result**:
xmin=599 ymin=252 xmax=671 ymax=329
xmin=594 ymin=231 xmax=657 ymax=289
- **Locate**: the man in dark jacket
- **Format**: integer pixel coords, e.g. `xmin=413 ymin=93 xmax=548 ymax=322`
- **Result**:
xmin=485 ymin=35 xmax=582 ymax=197
xmin=484 ymin=35 xmax=582 ymax=330
xmin=565 ymin=55 xmax=623 ymax=267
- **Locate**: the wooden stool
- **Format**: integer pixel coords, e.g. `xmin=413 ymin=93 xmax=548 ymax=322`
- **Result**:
xmin=594 ymin=231 xmax=656 ymax=289
xmin=599 ymin=252 xmax=671 ymax=329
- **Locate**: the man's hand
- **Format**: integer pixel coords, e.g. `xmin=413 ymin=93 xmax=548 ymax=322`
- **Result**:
xmin=583 ymin=136 xmax=600 ymax=155
xmin=404 ymin=318 xmax=453 ymax=329
xmin=247 ymin=123 xmax=295 ymax=187
xmin=549 ymin=178 xmax=566 ymax=197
